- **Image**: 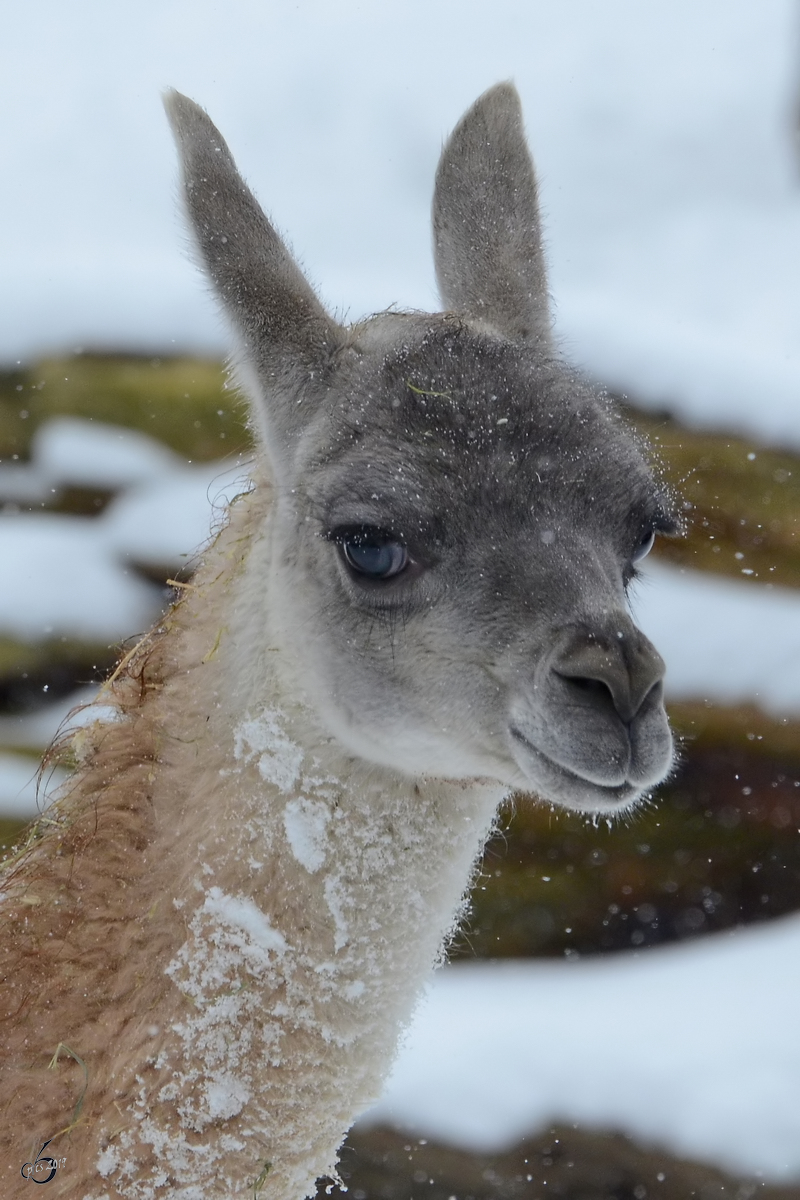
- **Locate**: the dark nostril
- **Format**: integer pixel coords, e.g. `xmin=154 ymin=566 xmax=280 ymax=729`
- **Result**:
xmin=551 ymin=621 xmax=666 ymax=726
xmin=563 ymin=675 xmax=613 ymax=702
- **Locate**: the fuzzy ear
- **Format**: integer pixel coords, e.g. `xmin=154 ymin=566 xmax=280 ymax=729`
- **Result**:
xmin=432 ymin=83 xmax=551 ymax=345
xmin=163 ymin=90 xmax=345 ymax=456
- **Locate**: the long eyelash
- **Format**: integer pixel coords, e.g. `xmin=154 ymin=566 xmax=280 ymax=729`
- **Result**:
xmin=324 ymin=525 xmax=403 ymax=547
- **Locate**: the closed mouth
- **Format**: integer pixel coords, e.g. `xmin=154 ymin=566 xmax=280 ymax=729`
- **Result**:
xmin=509 ymin=724 xmax=641 ymax=810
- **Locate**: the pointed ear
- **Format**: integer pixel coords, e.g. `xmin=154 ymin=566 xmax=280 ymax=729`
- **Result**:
xmin=163 ymin=90 xmax=345 ymax=459
xmin=432 ymin=83 xmax=551 ymax=345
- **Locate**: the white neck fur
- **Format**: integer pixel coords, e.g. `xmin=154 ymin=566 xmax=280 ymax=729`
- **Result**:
xmin=88 ymin=486 xmax=506 ymax=1200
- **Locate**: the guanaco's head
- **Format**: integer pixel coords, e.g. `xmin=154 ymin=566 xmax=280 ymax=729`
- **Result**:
xmin=165 ymin=83 xmax=677 ymax=814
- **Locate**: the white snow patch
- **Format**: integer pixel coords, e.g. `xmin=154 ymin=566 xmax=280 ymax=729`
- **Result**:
xmin=33 ymin=417 xmax=180 ymax=489
xmin=0 ymin=513 xmax=160 ymax=641
xmin=204 ymin=1075 xmax=251 ymax=1122
xmin=103 ymin=460 xmax=250 ymax=570
xmin=324 ymin=874 xmax=350 ymax=952
xmin=0 ymin=752 xmax=68 ymax=818
xmin=233 ymin=709 xmax=304 ymax=793
xmin=633 ymin=561 xmax=800 ymax=714
xmin=95 ymin=1145 xmax=119 ymax=1178
xmin=364 ymin=914 xmax=800 ymax=1181
xmin=0 ymin=418 xmax=179 ymax=505
xmin=158 ymin=884 xmax=291 ymax=1149
xmin=0 ymin=684 xmax=118 ymax=758
xmin=201 ymin=886 xmax=287 ymax=956
xmin=283 ymin=797 xmax=331 ymax=873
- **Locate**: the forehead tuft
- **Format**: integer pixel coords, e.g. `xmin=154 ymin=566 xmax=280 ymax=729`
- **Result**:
xmin=341 ymin=319 xmax=600 ymax=444
xmin=306 ymin=317 xmax=665 ymax=532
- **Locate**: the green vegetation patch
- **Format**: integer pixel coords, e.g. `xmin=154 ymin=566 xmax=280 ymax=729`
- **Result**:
xmin=0 ymin=636 xmax=119 ymax=716
xmin=328 ymin=1125 xmax=792 ymax=1200
xmin=0 ymin=815 xmax=28 ymax=855
xmin=0 ymin=354 xmax=253 ymax=465
xmin=459 ymin=701 xmax=800 ymax=960
xmin=628 ymin=404 xmax=800 ymax=588
xmin=3 ymin=358 xmax=800 ymax=589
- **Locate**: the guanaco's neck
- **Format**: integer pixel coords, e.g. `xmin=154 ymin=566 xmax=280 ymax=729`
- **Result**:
xmin=0 ymin=481 xmax=506 ymax=1200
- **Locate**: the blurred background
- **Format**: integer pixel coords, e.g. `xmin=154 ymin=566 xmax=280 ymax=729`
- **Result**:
xmin=2 ymin=1 xmax=800 ymax=1196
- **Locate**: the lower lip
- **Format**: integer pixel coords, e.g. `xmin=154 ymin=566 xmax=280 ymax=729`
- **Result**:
xmin=509 ymin=725 xmax=637 ymax=805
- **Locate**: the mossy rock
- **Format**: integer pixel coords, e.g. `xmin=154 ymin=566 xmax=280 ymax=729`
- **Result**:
xmin=4 ymin=355 xmax=800 ymax=592
xmin=628 ymin=404 xmax=800 ymax=589
xmin=0 ymin=815 xmax=28 ymax=855
xmin=0 ymin=636 xmax=120 ymax=714
xmin=326 ymin=1124 xmax=791 ymax=1200
xmin=0 ymin=354 xmax=253 ymax=465
xmin=459 ymin=702 xmax=800 ymax=960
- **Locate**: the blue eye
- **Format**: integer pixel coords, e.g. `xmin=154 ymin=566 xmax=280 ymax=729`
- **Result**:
xmin=340 ymin=531 xmax=409 ymax=579
xmin=632 ymin=529 xmax=656 ymax=563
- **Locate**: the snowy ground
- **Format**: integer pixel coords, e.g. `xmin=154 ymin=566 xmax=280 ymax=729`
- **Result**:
xmin=0 ymin=753 xmax=67 ymax=820
xmin=0 ymin=419 xmax=248 ymax=641
xmin=633 ymin=562 xmax=800 ymax=717
xmin=362 ymin=914 xmax=800 ymax=1182
xmin=2 ymin=1 xmax=800 ymax=447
